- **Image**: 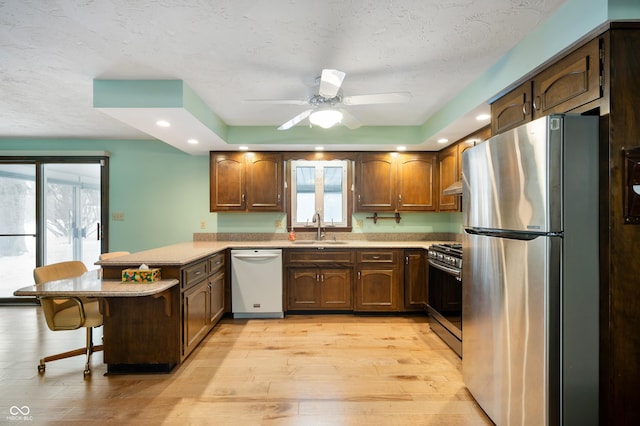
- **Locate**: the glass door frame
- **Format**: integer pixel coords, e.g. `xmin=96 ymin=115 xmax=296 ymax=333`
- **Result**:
xmin=0 ymin=155 xmax=110 ymax=303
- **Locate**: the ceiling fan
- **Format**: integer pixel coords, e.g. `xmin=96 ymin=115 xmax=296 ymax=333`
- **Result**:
xmin=245 ymin=69 xmax=411 ymax=130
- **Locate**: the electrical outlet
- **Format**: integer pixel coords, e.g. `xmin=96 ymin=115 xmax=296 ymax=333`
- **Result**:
xmin=200 ymin=220 xmax=206 ymax=229
xmin=112 ymin=212 xmax=125 ymax=221
xmin=355 ymin=219 xmax=363 ymax=228
xmin=275 ymin=220 xmax=284 ymax=229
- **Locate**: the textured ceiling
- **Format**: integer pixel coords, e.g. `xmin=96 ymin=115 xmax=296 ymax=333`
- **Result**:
xmin=0 ymin=0 xmax=566 ymax=147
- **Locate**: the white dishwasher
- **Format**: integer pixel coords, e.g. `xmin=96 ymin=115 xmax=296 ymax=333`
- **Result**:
xmin=231 ymin=249 xmax=283 ymax=318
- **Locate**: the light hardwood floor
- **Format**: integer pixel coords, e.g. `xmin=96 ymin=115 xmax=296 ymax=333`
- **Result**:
xmin=0 ymin=306 xmax=492 ymax=425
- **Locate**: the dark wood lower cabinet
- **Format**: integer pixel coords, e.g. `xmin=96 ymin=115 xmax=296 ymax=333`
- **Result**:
xmin=208 ymin=269 xmax=225 ymax=324
xmin=183 ymin=279 xmax=210 ymax=357
xmin=101 ymin=286 xmax=181 ymax=373
xmin=287 ymin=268 xmax=352 ymax=310
xmin=355 ymin=250 xmax=403 ymax=312
xmin=100 ymin=251 xmax=227 ymax=372
xmin=285 ymin=248 xmax=420 ymax=313
xmin=404 ymin=249 xmax=427 ymax=310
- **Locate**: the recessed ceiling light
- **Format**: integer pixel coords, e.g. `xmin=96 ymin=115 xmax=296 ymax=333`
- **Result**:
xmin=156 ymin=120 xmax=171 ymax=127
xmin=187 ymin=139 xmax=198 ymax=144
xmin=437 ymin=138 xmax=449 ymax=144
xmin=476 ymin=113 xmax=491 ymax=121
xmin=239 ymin=146 xmax=249 ymax=151
xmin=396 ymin=146 xmax=407 ymax=151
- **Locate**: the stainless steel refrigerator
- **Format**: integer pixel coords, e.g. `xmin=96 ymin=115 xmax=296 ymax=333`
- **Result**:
xmin=461 ymin=114 xmax=599 ymax=425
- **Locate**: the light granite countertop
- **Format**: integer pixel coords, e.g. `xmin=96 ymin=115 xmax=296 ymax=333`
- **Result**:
xmin=14 ymin=269 xmax=179 ymax=297
xmin=96 ymin=238 xmax=456 ymax=267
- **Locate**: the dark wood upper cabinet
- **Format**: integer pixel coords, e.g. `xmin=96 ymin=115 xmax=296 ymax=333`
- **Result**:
xmin=532 ymin=38 xmax=601 ymax=118
xmin=210 ymin=152 xmax=283 ymax=212
xmin=245 ymin=153 xmax=283 ymax=210
xmin=355 ymin=153 xmax=397 ymax=211
xmin=210 ymin=152 xmax=245 ymax=211
xmin=491 ymin=80 xmax=533 ymax=135
xmin=355 ymin=152 xmax=436 ymax=212
xmin=491 ymin=37 xmax=602 ymax=135
xmin=397 ymin=152 xmax=437 ymax=211
xmin=437 ymin=145 xmax=459 ymax=212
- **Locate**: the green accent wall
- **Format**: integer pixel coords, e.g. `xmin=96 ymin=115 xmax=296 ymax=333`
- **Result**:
xmin=0 ymin=139 xmax=461 ymax=251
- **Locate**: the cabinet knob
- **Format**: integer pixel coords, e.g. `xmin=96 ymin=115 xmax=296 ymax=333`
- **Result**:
xmin=358 ymin=271 xmax=361 ymax=280
xmin=522 ymin=102 xmax=529 ymax=116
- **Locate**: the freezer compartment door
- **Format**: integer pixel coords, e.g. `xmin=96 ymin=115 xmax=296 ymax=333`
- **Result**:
xmin=462 ymin=115 xmax=561 ymax=233
xmin=462 ymin=231 xmax=560 ymax=426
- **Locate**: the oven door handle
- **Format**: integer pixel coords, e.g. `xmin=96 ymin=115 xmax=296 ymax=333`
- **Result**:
xmin=428 ymin=259 xmax=461 ymax=280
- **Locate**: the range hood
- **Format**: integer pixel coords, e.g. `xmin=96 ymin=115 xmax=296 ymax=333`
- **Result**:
xmin=443 ymin=180 xmax=463 ymax=196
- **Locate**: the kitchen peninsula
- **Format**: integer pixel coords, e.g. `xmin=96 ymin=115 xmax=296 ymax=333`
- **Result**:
xmin=14 ymin=270 xmax=180 ymax=374
xmin=97 ymin=235 xmax=456 ymax=371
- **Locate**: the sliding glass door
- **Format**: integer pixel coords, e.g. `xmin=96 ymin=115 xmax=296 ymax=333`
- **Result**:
xmin=0 ymin=158 xmax=108 ymax=301
xmin=0 ymin=164 xmax=37 ymax=299
xmin=42 ymin=164 xmax=102 ymax=267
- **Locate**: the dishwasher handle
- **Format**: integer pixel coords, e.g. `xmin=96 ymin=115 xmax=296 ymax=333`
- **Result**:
xmin=232 ymin=253 xmax=281 ymax=261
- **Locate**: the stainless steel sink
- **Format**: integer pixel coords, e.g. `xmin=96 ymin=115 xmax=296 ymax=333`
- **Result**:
xmin=322 ymin=240 xmax=348 ymax=244
xmin=291 ymin=240 xmax=315 ymax=244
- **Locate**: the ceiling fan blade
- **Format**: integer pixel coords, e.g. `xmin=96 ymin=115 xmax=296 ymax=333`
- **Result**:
xmin=342 ymin=92 xmax=412 ymax=106
xmin=318 ymin=69 xmax=346 ymax=98
xmin=338 ymin=109 xmax=361 ymax=130
xmin=277 ymin=109 xmax=313 ymax=130
xmin=243 ymin=99 xmax=308 ymax=105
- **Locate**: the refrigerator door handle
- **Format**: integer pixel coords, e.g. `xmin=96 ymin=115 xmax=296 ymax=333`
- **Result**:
xmin=464 ymin=227 xmax=559 ymax=241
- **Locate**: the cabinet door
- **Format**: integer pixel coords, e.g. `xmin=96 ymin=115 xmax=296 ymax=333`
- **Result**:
xmin=397 ymin=153 xmax=437 ymax=211
xmin=491 ymin=80 xmax=533 ymax=135
xmin=208 ymin=269 xmax=225 ymax=325
xmin=457 ymin=126 xmax=490 ymax=180
xmin=356 ymin=153 xmax=396 ymax=211
xmin=287 ymin=268 xmax=320 ymax=309
xmin=438 ymin=144 xmax=459 ymax=212
xmin=404 ymin=250 xmax=426 ymax=311
xmin=532 ymin=38 xmax=601 ymax=119
xmin=210 ymin=152 xmax=245 ymax=211
xmin=183 ymin=280 xmax=210 ymax=356
xmin=356 ymin=267 xmax=401 ymax=311
xmin=245 ymin=153 xmax=283 ymax=211
xmin=319 ymin=268 xmax=352 ymax=309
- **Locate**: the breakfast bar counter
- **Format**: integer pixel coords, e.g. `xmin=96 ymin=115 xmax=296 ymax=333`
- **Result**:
xmin=15 ymin=270 xmax=181 ymax=374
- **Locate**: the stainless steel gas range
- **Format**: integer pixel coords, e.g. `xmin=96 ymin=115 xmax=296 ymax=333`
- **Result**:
xmin=427 ymin=243 xmax=462 ymax=357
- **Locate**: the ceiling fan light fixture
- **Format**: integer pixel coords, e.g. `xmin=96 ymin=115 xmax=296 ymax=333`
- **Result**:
xmin=309 ymin=109 xmax=343 ymax=129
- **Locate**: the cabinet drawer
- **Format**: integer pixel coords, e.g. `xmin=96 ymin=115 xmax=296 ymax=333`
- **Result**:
xmin=182 ymin=260 xmax=208 ymax=289
xmin=208 ymin=252 xmax=225 ymax=274
xmin=285 ymin=249 xmax=354 ymax=265
xmin=357 ymin=250 xmax=400 ymax=264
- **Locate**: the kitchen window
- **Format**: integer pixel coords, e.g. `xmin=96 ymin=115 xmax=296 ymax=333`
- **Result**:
xmin=290 ymin=160 xmax=349 ymax=228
